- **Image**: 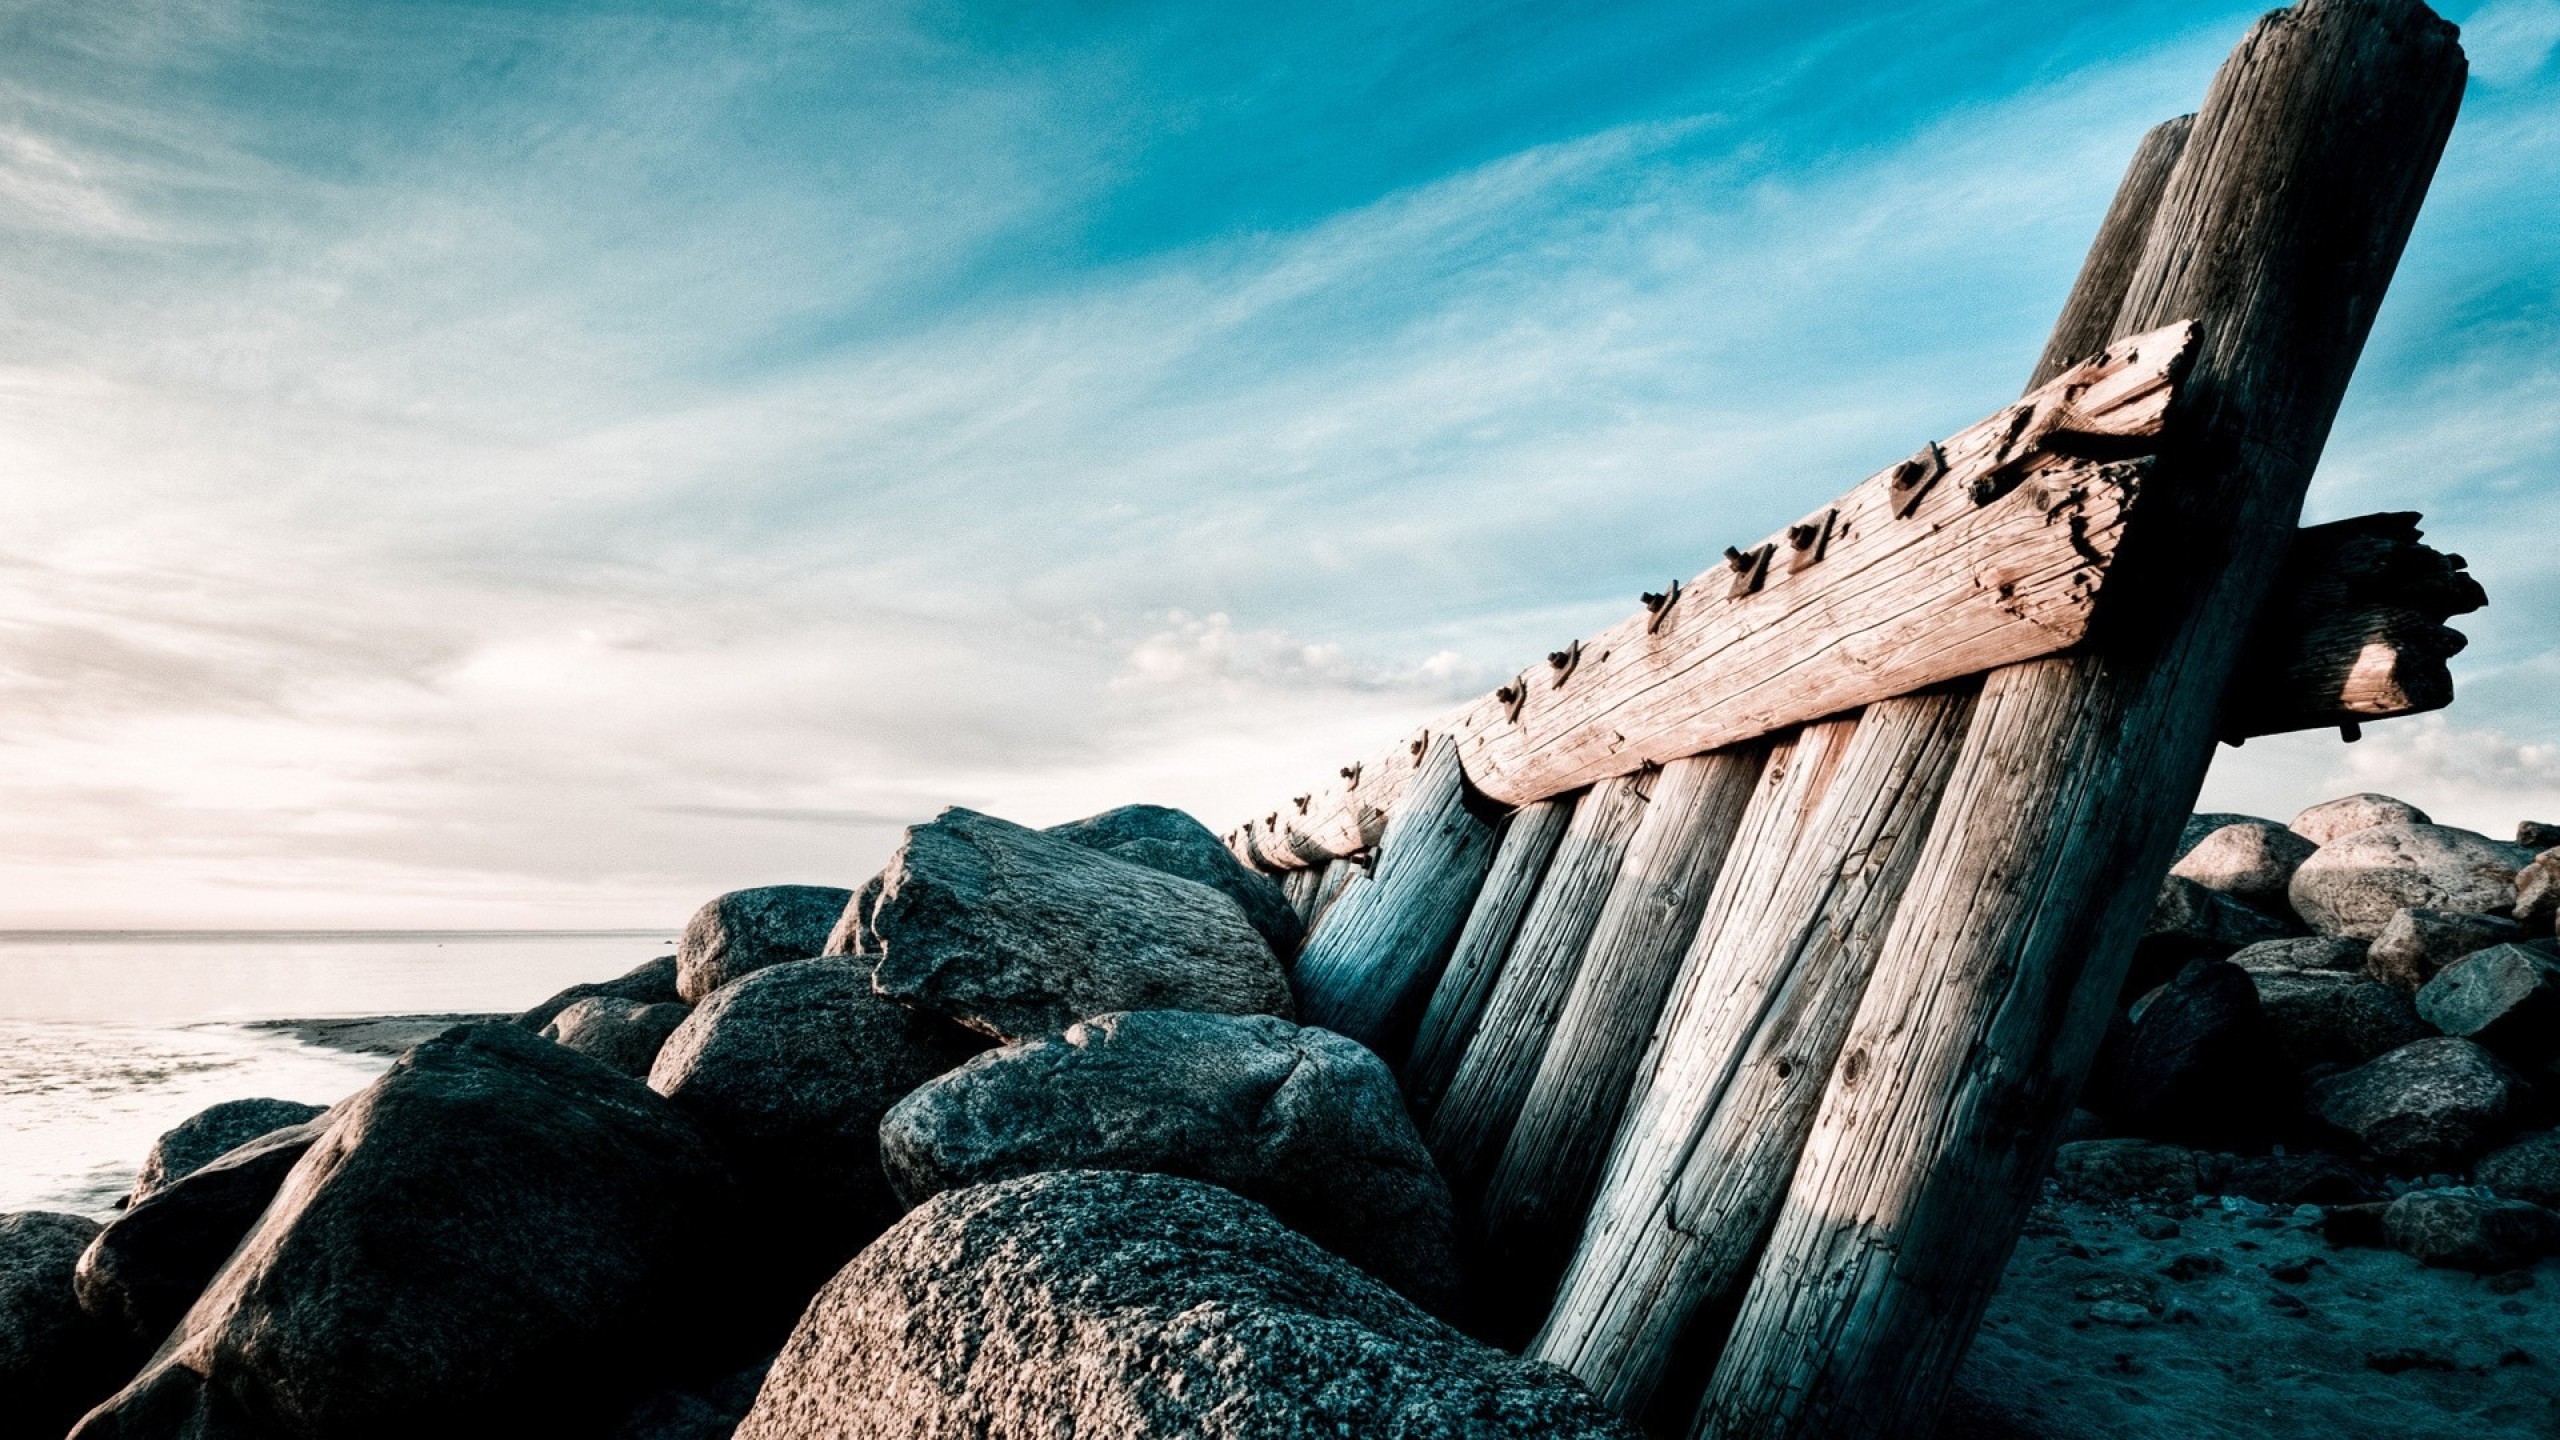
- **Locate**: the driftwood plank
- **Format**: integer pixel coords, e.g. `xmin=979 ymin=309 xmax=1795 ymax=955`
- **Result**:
xmin=1405 ymin=795 xmax=1576 ymax=1121
xmin=1697 ymin=6 xmax=2465 ymax=1437
xmin=1534 ymin=692 xmax=1974 ymax=1417
xmin=1292 ymin=736 xmax=1499 ymax=1059
xmin=1423 ymin=768 xmax=1677 ymax=1203
xmin=1469 ymin=740 xmax=1819 ymax=1344
xmin=1228 ymin=330 xmax=2189 ymax=869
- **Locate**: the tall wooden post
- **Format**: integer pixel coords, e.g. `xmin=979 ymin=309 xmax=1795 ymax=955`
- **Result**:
xmin=1406 ymin=795 xmax=1576 ymax=1121
xmin=1697 ymin=4 xmax=2464 ymax=1436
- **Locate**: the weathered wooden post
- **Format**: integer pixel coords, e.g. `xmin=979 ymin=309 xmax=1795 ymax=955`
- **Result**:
xmin=1405 ymin=794 xmax=1575 ymax=1120
xmin=1696 ymin=4 xmax=2464 ymax=1437
xmin=1292 ymin=735 xmax=1499 ymax=1058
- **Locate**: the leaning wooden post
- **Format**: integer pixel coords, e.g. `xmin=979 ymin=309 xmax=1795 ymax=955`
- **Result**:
xmin=1465 ymin=744 xmax=1772 ymax=1341
xmin=1406 ymin=794 xmax=1576 ymax=1120
xmin=1697 ymin=5 xmax=2465 ymax=1438
xmin=1534 ymin=107 xmax=2204 ymax=1416
xmin=1425 ymin=769 xmax=1666 ymax=1201
xmin=1292 ymin=735 xmax=1500 ymax=1060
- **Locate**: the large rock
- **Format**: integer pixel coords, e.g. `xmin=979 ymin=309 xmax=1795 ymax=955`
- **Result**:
xmin=77 ymin=1114 xmax=333 ymax=1344
xmin=72 ymin=1024 xmax=732 ymax=1440
xmin=2 ymin=1212 xmax=137 ymax=1439
xmin=869 ymin=808 xmax=1291 ymax=1042
xmin=2478 ymin=1130 xmax=2560 ymax=1207
xmin=1046 ymin=804 xmax=1305 ymax=958
xmin=129 ymin=1097 xmax=326 ymax=1206
xmin=2307 ymin=1037 xmax=2521 ymax=1172
xmin=2366 ymin=907 xmax=2525 ymax=990
xmin=2286 ymin=823 xmax=2537 ymax=939
xmin=2290 ymin=793 xmax=2430 ymax=846
xmin=733 ymin=1171 xmax=1637 ymax=1440
xmin=544 ymin=996 xmax=691 ymax=1078
xmin=648 ymin=958 xmax=986 ymax=1330
xmin=2087 ymin=959 xmax=2282 ymax=1145
xmin=2227 ymin=935 xmax=2368 ymax=974
xmin=2169 ymin=819 xmax=2317 ymax=915
xmin=677 ymin=887 xmax=852 ymax=1004
xmin=2381 ymin=1189 xmax=2560 ymax=1272
xmin=2517 ymin=849 xmax=2560 ymax=931
xmin=2126 ymin=875 xmax=2296 ymax=995
xmin=517 ymin=954 xmax=683 ymax=1032
xmin=2048 ymin=1139 xmax=2199 ymax=1203
xmin=880 ymin=1010 xmax=1456 ymax=1312
xmin=2177 ymin=811 xmax=2274 ymax=861
xmin=2522 ymin=822 xmax=2560 ymax=851
xmin=2249 ymin=966 xmax=2429 ymax=1071
xmin=821 ymin=873 xmax=885 ymax=957
xmin=2414 ymin=942 xmax=2560 ymax=1057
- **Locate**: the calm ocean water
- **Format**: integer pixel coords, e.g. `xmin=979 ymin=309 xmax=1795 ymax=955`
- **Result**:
xmin=0 ymin=931 xmax=675 ymax=1218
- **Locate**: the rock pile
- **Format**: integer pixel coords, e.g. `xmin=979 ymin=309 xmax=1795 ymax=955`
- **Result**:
xmin=9 ymin=801 xmax=1616 ymax=1440
xmin=2078 ymin=794 xmax=2560 ymax=1279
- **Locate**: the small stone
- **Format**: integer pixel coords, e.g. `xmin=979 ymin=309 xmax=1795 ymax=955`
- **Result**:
xmin=2290 ymin=824 xmax=2540 ymax=940
xmin=2367 ymin=908 xmax=2525 ymax=991
xmin=2477 ymin=1130 xmax=2560 ymax=1208
xmin=2172 ymin=821 xmax=2319 ymax=914
xmin=2086 ymin=1300 xmax=2152 ymax=1327
xmin=2308 ymin=1037 xmax=2520 ymax=1172
xmin=2264 ymin=1291 xmax=2309 ymax=1316
xmin=2230 ymin=936 xmax=2370 ymax=973
xmin=2266 ymin=1259 xmax=2316 ymax=1283
xmin=2383 ymin=1189 xmax=2560 ymax=1272
xmin=2414 ymin=943 xmax=2560 ymax=1056
xmin=2134 ymin=1214 xmax=2182 ymax=1240
xmin=2292 ymin=794 xmax=2430 ymax=847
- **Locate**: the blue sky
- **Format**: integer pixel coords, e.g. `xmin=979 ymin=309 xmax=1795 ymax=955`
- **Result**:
xmin=2 ymin=0 xmax=2554 ymax=927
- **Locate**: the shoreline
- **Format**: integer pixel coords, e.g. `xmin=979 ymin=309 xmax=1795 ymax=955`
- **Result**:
xmin=245 ymin=1014 xmax=514 ymax=1057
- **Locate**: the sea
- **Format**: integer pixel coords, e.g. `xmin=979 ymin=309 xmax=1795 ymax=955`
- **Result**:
xmin=0 ymin=930 xmax=675 ymax=1218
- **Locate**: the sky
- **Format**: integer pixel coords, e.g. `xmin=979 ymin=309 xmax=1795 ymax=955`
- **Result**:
xmin=2 ymin=0 xmax=2555 ymax=929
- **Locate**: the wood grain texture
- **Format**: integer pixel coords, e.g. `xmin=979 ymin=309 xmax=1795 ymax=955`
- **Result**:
xmin=1405 ymin=795 xmax=1577 ymax=1122
xmin=1226 ymin=328 xmax=2192 ymax=870
xmin=2223 ymin=510 xmax=2485 ymax=737
xmin=1305 ymin=855 xmax=1360 ymax=933
xmin=1697 ymin=6 xmax=2465 ymax=1437
xmin=1290 ymin=735 xmax=1499 ymax=1059
xmin=1466 ymin=746 xmax=1774 ymax=1341
xmin=1423 ymin=767 xmax=1686 ymax=1204
xmin=1533 ymin=693 xmax=1974 ymax=1416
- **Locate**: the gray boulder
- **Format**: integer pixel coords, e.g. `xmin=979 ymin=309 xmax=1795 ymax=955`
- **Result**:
xmin=2478 ymin=1130 xmax=2560 ymax=1208
xmin=129 ymin=1097 xmax=326 ymax=1206
xmin=2177 ymin=811 xmax=2274 ymax=861
xmin=71 ymin=1024 xmax=732 ymax=1440
xmin=733 ymin=1170 xmax=1637 ymax=1440
xmin=820 ymin=873 xmax=885 ymax=957
xmin=677 ymin=887 xmax=852 ymax=1004
xmin=2308 ymin=1037 xmax=2521 ymax=1172
xmin=2414 ymin=942 xmax=2560 ymax=1057
xmin=77 ymin=1114 xmax=333 ymax=1344
xmin=2522 ymin=822 xmax=2560 ymax=851
xmin=2518 ymin=849 xmax=2560 ymax=931
xmin=2127 ymin=875 xmax=2295 ymax=995
xmin=869 ymin=808 xmax=1291 ymax=1042
xmin=880 ymin=1010 xmax=1456 ymax=1312
xmin=1046 ymin=804 xmax=1305 ymax=958
xmin=2290 ymin=793 xmax=2430 ymax=846
xmin=2227 ymin=935 xmax=2368 ymax=974
xmin=2 ymin=1211 xmax=139 ymax=1439
xmin=648 ymin=958 xmax=987 ymax=1331
xmin=2286 ymin=823 xmax=2537 ymax=939
xmin=2249 ymin=966 xmax=2428 ymax=1071
xmin=2048 ymin=1140 xmax=2199 ymax=1203
xmin=2366 ymin=907 xmax=2524 ymax=991
xmin=544 ymin=996 xmax=692 ymax=1078
xmin=2169 ymin=819 xmax=2317 ymax=914
xmin=2088 ymin=959 xmax=2281 ymax=1145
xmin=517 ymin=954 xmax=683 ymax=1032
xmin=2382 ymin=1189 xmax=2560 ymax=1272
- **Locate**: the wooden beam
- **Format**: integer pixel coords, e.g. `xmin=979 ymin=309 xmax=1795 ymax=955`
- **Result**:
xmin=1697 ymin=6 xmax=2465 ymax=1437
xmin=1466 ymin=744 xmax=1774 ymax=1342
xmin=1470 ymin=733 xmax=1827 ymax=1345
xmin=1226 ymin=328 xmax=2193 ymax=870
xmin=1292 ymin=736 xmax=1499 ymax=1059
xmin=1405 ymin=795 xmax=1575 ymax=1122
xmin=1533 ymin=691 xmax=1975 ymax=1418
xmin=1422 ymin=767 xmax=1684 ymax=1203
xmin=2223 ymin=510 xmax=2485 ymax=738
xmin=2029 ymin=116 xmax=2195 ymax=390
